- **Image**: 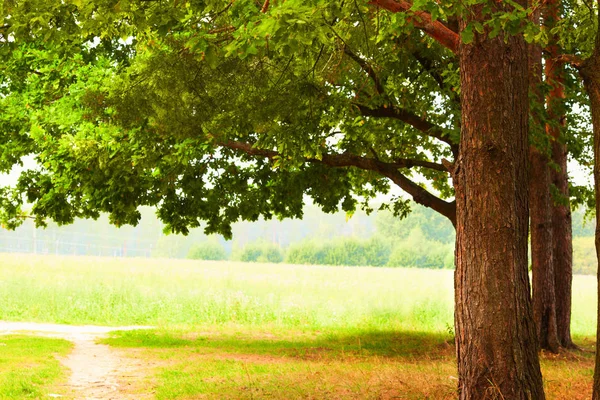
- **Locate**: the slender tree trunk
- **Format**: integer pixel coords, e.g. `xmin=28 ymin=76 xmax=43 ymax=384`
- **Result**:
xmin=580 ymin=8 xmax=600 ymax=393
xmin=530 ymin=7 xmax=560 ymax=353
xmin=544 ymin=0 xmax=575 ymax=349
xmin=584 ymin=63 xmax=600 ymax=400
xmin=549 ymin=89 xmax=574 ymax=350
xmin=531 ymin=144 xmax=560 ymax=353
xmin=454 ymin=3 xmax=545 ymax=398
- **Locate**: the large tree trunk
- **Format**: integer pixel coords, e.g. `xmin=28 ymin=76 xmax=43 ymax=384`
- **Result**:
xmin=454 ymin=3 xmax=545 ymax=398
xmin=530 ymin=7 xmax=560 ymax=353
xmin=544 ymin=0 xmax=575 ymax=349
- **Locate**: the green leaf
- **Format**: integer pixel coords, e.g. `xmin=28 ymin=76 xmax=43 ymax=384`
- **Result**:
xmin=461 ymin=24 xmax=474 ymax=44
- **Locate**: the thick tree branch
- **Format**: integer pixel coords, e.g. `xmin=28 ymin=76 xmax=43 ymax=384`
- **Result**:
xmin=385 ymin=167 xmax=456 ymax=225
xmin=369 ymin=0 xmax=459 ymax=53
xmin=344 ymin=47 xmax=385 ymax=95
xmin=220 ymin=140 xmax=456 ymax=224
xmin=221 ymin=140 xmax=445 ymax=171
xmin=357 ymin=104 xmax=459 ymax=153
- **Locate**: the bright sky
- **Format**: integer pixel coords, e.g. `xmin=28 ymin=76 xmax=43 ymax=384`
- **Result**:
xmin=0 ymin=154 xmax=593 ymax=205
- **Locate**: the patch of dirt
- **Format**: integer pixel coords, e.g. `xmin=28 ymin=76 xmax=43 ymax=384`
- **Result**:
xmin=0 ymin=321 xmax=154 ymax=399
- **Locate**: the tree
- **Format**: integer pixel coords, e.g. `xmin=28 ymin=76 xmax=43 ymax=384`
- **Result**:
xmin=589 ymin=53 xmax=600 ymax=398
xmin=0 ymin=0 xmax=550 ymax=396
xmin=557 ymin=0 xmax=600 ymax=393
xmin=452 ymin=0 xmax=545 ymax=395
xmin=1 ymin=0 xmax=462 ymax=228
xmin=573 ymin=12 xmax=600 ymax=400
xmin=545 ymin=0 xmax=576 ymax=350
xmin=540 ymin=0 xmax=600 ymax=393
xmin=529 ymin=2 xmax=561 ymax=353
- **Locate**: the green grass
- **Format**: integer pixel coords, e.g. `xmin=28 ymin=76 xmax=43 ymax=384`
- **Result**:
xmin=0 ymin=253 xmax=456 ymax=332
xmin=100 ymin=328 xmax=595 ymax=399
xmin=0 ymin=253 xmax=598 ymax=399
xmin=101 ymin=328 xmax=459 ymax=399
xmin=0 ymin=336 xmax=72 ymax=399
xmin=0 ymin=253 xmax=596 ymax=336
xmin=103 ymin=327 xmax=451 ymax=359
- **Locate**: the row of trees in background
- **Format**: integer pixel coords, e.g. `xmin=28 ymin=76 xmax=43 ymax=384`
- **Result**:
xmin=2 ymin=202 xmax=596 ymax=272
xmin=188 ymin=204 xmax=455 ymax=267
xmin=188 ymin=226 xmax=599 ymax=274
xmin=188 ymin=229 xmax=454 ymax=269
xmin=187 ymin=205 xmax=597 ymax=273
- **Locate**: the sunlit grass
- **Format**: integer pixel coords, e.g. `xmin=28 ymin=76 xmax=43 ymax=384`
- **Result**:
xmin=101 ymin=328 xmax=596 ymax=399
xmin=0 ymin=253 xmax=456 ymax=333
xmin=0 ymin=336 xmax=72 ymax=399
xmin=0 ymin=253 xmax=596 ymax=336
xmin=102 ymin=328 xmax=459 ymax=399
xmin=0 ymin=253 xmax=597 ymax=399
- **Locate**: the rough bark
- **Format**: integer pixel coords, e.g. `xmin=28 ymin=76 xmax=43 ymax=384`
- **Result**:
xmin=454 ymin=3 xmax=545 ymax=398
xmin=530 ymin=7 xmax=560 ymax=353
xmin=580 ymin=4 xmax=600 ymax=393
xmin=549 ymin=82 xmax=575 ymax=351
xmin=531 ymin=144 xmax=560 ymax=353
xmin=544 ymin=0 xmax=575 ymax=349
xmin=584 ymin=61 xmax=600 ymax=400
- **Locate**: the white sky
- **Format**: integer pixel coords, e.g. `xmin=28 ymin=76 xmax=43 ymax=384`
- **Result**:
xmin=0 ymin=154 xmax=593 ymax=205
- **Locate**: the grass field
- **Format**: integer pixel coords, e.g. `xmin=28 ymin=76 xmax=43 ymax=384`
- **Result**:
xmin=0 ymin=336 xmax=72 ymax=399
xmin=0 ymin=254 xmax=459 ymax=332
xmin=0 ymin=253 xmax=598 ymax=398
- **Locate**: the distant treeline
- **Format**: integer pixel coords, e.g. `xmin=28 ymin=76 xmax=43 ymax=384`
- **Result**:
xmin=188 ymin=206 xmax=456 ymax=269
xmin=191 ymin=232 xmax=596 ymax=275
xmin=189 ymin=229 xmax=454 ymax=269
xmin=187 ymin=206 xmax=597 ymax=273
xmin=0 ymin=204 xmax=596 ymax=273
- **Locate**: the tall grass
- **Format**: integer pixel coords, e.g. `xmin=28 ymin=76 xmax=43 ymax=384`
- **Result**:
xmin=0 ymin=253 xmax=596 ymax=336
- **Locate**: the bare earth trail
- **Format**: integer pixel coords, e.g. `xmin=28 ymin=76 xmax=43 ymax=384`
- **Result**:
xmin=0 ymin=322 xmax=154 ymax=399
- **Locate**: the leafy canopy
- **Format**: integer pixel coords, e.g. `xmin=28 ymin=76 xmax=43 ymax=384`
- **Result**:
xmin=0 ymin=0 xmax=595 ymax=235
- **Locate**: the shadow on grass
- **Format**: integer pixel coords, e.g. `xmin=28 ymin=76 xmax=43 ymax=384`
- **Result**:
xmin=101 ymin=328 xmax=456 ymax=361
xmin=98 ymin=330 xmax=595 ymax=400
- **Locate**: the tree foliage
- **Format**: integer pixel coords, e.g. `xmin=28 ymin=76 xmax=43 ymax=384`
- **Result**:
xmin=1 ymin=0 xmax=462 ymax=236
xmin=1 ymin=0 xmax=594 ymax=236
xmin=187 ymin=239 xmax=227 ymax=260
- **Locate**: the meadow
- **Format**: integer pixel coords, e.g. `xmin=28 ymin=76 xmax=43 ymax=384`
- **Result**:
xmin=0 ymin=254 xmax=460 ymax=332
xmin=0 ymin=253 xmax=598 ymax=398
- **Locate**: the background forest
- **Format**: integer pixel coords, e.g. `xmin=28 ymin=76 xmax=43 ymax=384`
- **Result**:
xmin=1 ymin=205 xmax=596 ymax=274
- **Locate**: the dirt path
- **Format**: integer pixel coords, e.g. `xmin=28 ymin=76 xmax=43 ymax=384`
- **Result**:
xmin=0 ymin=322 xmax=154 ymax=399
